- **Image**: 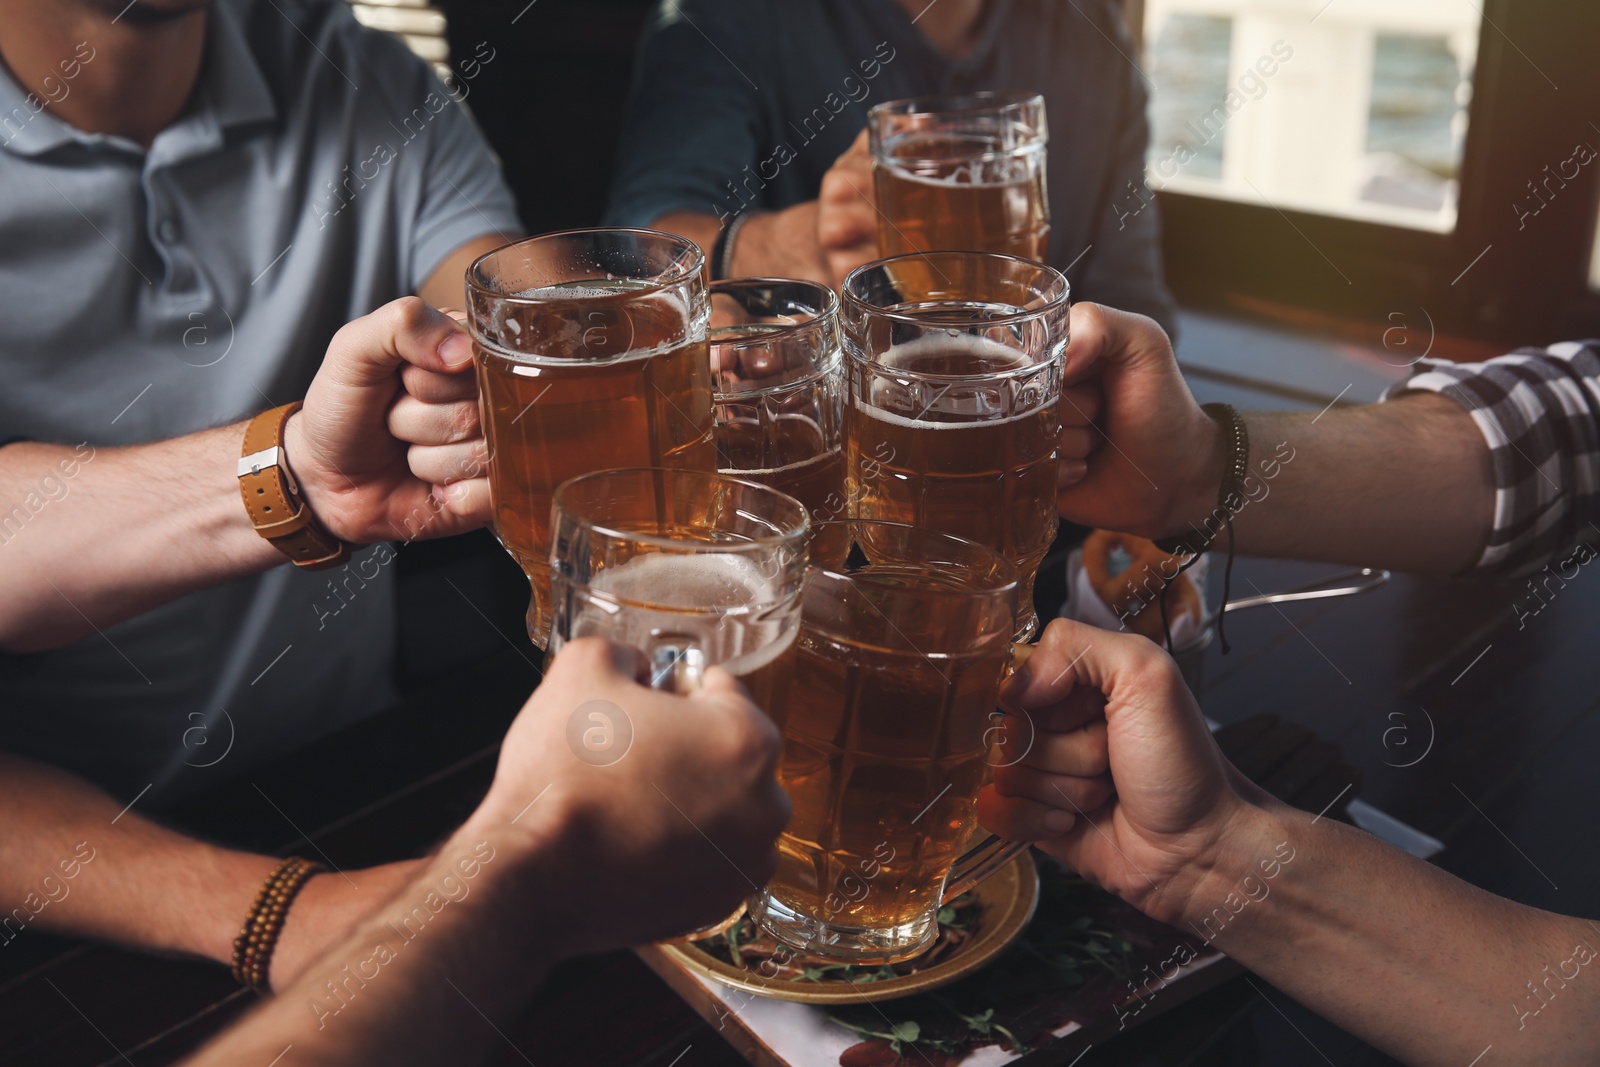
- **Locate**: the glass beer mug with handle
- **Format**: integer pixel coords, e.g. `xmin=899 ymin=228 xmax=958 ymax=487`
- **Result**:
xmin=750 ymin=521 xmax=1029 ymax=964
xmin=710 ymin=278 xmax=849 ymax=562
xmin=841 ymin=251 xmax=1069 ymax=642
xmin=467 ymin=229 xmax=717 ymax=649
xmin=868 ymin=92 xmax=1050 ymax=261
xmin=546 ymin=468 xmax=809 ymax=712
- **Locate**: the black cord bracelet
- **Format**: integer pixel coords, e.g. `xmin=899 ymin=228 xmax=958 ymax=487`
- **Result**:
xmin=1153 ymin=403 xmax=1250 ymax=654
xmin=710 ymin=211 xmax=760 ymax=281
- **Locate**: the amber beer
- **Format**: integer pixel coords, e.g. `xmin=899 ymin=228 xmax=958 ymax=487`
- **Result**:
xmin=719 ymin=424 xmax=845 ymax=515
xmin=840 ymin=253 xmax=1070 ymax=641
xmin=710 ymin=278 xmax=848 ymax=560
xmin=846 ymin=336 xmax=1059 ymax=603
xmin=771 ymin=568 xmax=1009 ymax=929
xmin=468 ymin=232 xmax=717 ymax=647
xmin=751 ymin=523 xmax=1021 ymax=962
xmin=869 ymin=93 xmax=1049 ymax=260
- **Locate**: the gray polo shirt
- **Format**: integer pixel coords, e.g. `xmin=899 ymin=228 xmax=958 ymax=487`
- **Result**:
xmin=0 ymin=0 xmax=520 ymax=803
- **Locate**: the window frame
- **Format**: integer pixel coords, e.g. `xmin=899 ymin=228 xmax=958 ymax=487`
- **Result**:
xmin=1134 ymin=0 xmax=1600 ymax=345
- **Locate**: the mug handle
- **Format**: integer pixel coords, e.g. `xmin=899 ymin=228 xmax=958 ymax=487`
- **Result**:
xmin=940 ymin=640 xmax=1035 ymax=900
xmin=942 ymin=837 xmax=1028 ymax=903
xmin=646 ymin=634 xmax=708 ymax=694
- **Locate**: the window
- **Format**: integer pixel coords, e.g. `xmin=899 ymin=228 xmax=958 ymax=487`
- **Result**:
xmin=1138 ymin=0 xmax=1600 ymax=343
xmin=1144 ymin=0 xmax=1478 ymax=233
xmin=1591 ymin=206 xmax=1600 ymax=293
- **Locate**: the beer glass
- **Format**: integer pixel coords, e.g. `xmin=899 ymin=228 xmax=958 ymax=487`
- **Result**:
xmin=710 ymin=278 xmax=847 ymax=561
xmin=841 ymin=252 xmax=1069 ymax=641
xmin=750 ymin=521 xmax=1026 ymax=963
xmin=546 ymin=468 xmax=808 ymax=712
xmin=868 ymin=92 xmax=1050 ymax=260
xmin=467 ymin=230 xmax=716 ymax=648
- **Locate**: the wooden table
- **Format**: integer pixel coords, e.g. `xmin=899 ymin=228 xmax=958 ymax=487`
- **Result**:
xmin=5 ymin=321 xmax=1598 ymax=1067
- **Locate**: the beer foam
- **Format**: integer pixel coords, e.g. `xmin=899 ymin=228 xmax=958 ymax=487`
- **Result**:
xmin=861 ymin=334 xmax=1046 ymax=427
xmin=584 ymin=552 xmax=796 ymax=674
xmin=512 ymin=283 xmax=641 ymax=300
xmin=881 ymin=160 xmax=1031 ymax=188
xmin=874 ymin=331 xmax=1030 ymax=372
xmin=881 ymin=132 xmax=1043 ymax=188
xmin=592 ymin=551 xmax=775 ymax=606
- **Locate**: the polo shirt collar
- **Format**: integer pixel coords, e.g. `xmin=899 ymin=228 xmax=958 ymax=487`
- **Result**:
xmin=0 ymin=54 xmax=81 ymax=157
xmin=0 ymin=0 xmax=275 ymax=160
xmin=202 ymin=0 xmax=277 ymax=135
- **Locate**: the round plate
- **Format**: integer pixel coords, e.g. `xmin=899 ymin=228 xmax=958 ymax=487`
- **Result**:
xmin=659 ymin=852 xmax=1040 ymax=1004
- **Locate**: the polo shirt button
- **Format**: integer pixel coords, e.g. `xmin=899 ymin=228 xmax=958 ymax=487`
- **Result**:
xmin=158 ymin=218 xmax=180 ymax=243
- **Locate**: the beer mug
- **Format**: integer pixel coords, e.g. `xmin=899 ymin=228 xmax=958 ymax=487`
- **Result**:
xmin=867 ymin=92 xmax=1050 ymax=260
xmin=546 ymin=468 xmax=808 ymax=709
xmin=467 ymin=229 xmax=716 ymax=648
xmin=840 ymin=252 xmax=1069 ymax=641
xmin=710 ymin=278 xmax=848 ymax=561
xmin=750 ymin=521 xmax=1026 ymax=963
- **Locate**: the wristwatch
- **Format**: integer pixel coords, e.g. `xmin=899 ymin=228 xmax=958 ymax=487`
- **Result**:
xmin=238 ymin=402 xmax=352 ymax=570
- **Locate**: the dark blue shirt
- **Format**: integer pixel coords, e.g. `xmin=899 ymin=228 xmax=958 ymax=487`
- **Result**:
xmin=605 ymin=0 xmax=1177 ymax=334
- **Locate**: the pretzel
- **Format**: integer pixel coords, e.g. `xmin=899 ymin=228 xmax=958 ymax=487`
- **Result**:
xmin=1081 ymin=529 xmax=1201 ymax=643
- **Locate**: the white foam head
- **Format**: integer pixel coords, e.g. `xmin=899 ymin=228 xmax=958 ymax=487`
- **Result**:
xmin=581 ymin=553 xmax=797 ymax=674
xmin=863 ymin=334 xmax=1044 ymax=426
xmin=591 ymin=552 xmax=775 ymax=610
xmin=513 ymin=283 xmax=642 ymax=300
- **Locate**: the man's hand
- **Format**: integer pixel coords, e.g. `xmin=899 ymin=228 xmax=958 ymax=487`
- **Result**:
xmin=978 ymin=618 xmax=1265 ymax=924
xmin=816 ymin=129 xmax=879 ymax=287
xmin=284 ymin=297 xmax=492 ymax=545
xmin=468 ymin=638 xmax=791 ymax=954
xmin=181 ymin=641 xmax=785 ymax=1066
xmin=713 ymin=130 xmax=880 ymax=291
xmin=1055 ymin=304 xmax=1220 ymax=539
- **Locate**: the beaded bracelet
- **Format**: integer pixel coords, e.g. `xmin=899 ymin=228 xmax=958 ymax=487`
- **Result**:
xmin=231 ymin=856 xmax=325 ymax=993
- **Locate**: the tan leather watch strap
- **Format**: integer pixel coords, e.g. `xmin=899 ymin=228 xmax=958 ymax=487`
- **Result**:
xmin=238 ymin=402 xmax=352 ymax=570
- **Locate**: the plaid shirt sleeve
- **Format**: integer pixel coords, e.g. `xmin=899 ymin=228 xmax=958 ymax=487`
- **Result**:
xmin=1386 ymin=340 xmax=1600 ymax=576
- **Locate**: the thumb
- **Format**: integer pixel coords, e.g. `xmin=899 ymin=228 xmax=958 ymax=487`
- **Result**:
xmin=1004 ymin=617 xmax=1157 ymax=710
xmin=322 ymin=297 xmax=474 ymax=392
xmin=1061 ymin=302 xmax=1172 ymax=388
xmin=696 ymin=665 xmax=751 ymax=703
xmin=694 ymin=665 xmax=782 ymax=753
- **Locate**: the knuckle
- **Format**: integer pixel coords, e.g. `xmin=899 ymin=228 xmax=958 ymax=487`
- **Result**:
xmin=392 ymin=295 xmax=433 ymax=334
xmin=450 ymin=401 xmax=480 ymax=442
xmin=1123 ymin=648 xmax=1183 ymax=695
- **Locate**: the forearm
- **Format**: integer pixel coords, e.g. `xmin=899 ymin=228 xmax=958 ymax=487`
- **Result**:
xmin=1183 ymin=800 xmax=1600 ymax=1065
xmin=183 ymin=820 xmax=554 ymax=1066
xmin=653 ymin=208 xmax=831 ymax=287
xmin=1170 ymin=394 xmax=1494 ymax=573
xmin=0 ymin=424 xmax=282 ymax=651
xmin=0 ymin=754 xmax=277 ymax=963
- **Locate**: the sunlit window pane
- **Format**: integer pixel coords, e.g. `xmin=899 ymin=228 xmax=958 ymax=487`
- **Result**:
xmin=1144 ymin=0 xmax=1479 ymax=232
xmin=1590 ymin=208 xmax=1600 ymax=291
